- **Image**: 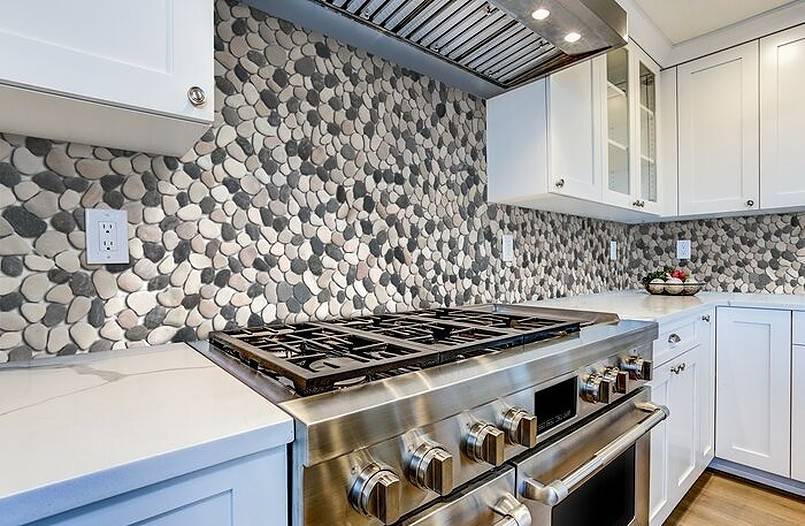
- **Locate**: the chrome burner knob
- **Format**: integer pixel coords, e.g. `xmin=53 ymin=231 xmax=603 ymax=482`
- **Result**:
xmin=464 ymin=423 xmax=505 ymax=466
xmin=603 ymin=366 xmax=629 ymax=394
xmin=581 ymin=372 xmax=613 ymax=404
xmin=407 ymin=444 xmax=454 ymax=495
xmin=621 ymin=356 xmax=653 ymax=381
xmin=502 ymin=407 xmax=538 ymax=448
xmin=349 ymin=464 xmax=401 ymax=524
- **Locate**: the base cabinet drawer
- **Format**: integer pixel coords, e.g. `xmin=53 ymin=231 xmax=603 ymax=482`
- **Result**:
xmin=27 ymin=448 xmax=286 ymax=526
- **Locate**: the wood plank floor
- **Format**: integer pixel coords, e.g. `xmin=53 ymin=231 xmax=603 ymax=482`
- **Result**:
xmin=665 ymin=470 xmax=805 ymax=525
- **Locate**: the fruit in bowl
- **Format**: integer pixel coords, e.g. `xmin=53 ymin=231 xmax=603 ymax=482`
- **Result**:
xmin=642 ymin=267 xmax=701 ymax=296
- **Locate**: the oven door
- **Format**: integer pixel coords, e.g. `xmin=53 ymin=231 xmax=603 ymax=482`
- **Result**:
xmin=514 ymin=388 xmax=667 ymax=526
xmin=402 ymin=467 xmax=531 ymax=526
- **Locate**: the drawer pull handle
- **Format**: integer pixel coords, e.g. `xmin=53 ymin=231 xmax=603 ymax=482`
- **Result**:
xmin=520 ymin=403 xmax=668 ymax=506
xmin=671 ymin=363 xmax=687 ymax=375
xmin=668 ymin=333 xmax=681 ymax=345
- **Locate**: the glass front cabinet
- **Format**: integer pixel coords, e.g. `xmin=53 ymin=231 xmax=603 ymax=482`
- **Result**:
xmin=599 ymin=43 xmax=662 ymax=215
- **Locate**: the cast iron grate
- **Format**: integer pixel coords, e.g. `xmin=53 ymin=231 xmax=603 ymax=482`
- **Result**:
xmin=209 ymin=308 xmax=581 ymax=395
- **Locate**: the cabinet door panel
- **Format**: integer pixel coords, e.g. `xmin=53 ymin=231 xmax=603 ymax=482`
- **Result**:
xmin=716 ymin=308 xmax=791 ymax=476
xmin=0 ymin=0 xmax=213 ymax=121
xmin=793 ymin=345 xmax=805 ymax=482
xmin=548 ymin=59 xmax=602 ymax=202
xmin=668 ymin=352 xmax=698 ymax=496
xmin=649 ymin=362 xmax=672 ymax=526
xmin=678 ymin=42 xmax=759 ymax=215
xmin=697 ymin=312 xmax=715 ymax=467
xmin=760 ymin=25 xmax=805 ymax=208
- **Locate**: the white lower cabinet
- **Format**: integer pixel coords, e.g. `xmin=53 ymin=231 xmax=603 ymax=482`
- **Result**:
xmin=716 ymin=307 xmax=791 ymax=477
xmin=649 ymin=309 xmax=714 ymax=526
xmin=27 ymin=447 xmax=287 ymax=526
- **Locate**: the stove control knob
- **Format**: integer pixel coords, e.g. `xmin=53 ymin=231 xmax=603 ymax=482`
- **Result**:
xmin=502 ymin=407 xmax=538 ymax=448
xmin=349 ymin=464 xmax=401 ymax=524
xmin=622 ymin=356 xmax=653 ymax=381
xmin=407 ymin=444 xmax=454 ymax=495
xmin=581 ymin=372 xmax=613 ymax=404
xmin=603 ymin=367 xmax=629 ymax=394
xmin=464 ymin=423 xmax=505 ymax=466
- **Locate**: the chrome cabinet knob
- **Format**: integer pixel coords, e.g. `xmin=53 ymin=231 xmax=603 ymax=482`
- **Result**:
xmin=502 ymin=408 xmax=538 ymax=448
xmin=581 ymin=372 xmax=613 ymax=403
xmin=555 ymin=178 xmax=565 ymax=188
xmin=187 ymin=86 xmax=207 ymax=107
xmin=407 ymin=444 xmax=454 ymax=495
xmin=464 ymin=423 xmax=505 ymax=466
xmin=349 ymin=464 xmax=401 ymax=524
xmin=701 ymin=314 xmax=711 ymax=322
xmin=747 ymin=199 xmax=755 ymax=207
xmin=603 ymin=367 xmax=628 ymax=394
xmin=621 ymin=356 xmax=653 ymax=381
xmin=668 ymin=333 xmax=681 ymax=345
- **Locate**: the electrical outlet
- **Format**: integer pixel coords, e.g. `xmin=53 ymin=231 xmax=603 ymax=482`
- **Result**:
xmin=502 ymin=234 xmax=514 ymax=262
xmin=610 ymin=240 xmax=618 ymax=261
xmin=86 ymin=209 xmax=129 ymax=264
xmin=677 ymin=240 xmax=691 ymax=260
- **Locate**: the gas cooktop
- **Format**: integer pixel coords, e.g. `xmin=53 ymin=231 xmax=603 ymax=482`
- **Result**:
xmin=208 ymin=305 xmax=591 ymax=396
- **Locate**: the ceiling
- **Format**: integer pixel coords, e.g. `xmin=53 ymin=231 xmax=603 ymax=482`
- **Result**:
xmin=633 ymin=0 xmax=795 ymax=44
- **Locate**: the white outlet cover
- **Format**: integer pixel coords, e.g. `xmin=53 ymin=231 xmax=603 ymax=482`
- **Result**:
xmin=502 ymin=234 xmax=514 ymax=262
xmin=86 ymin=209 xmax=129 ymax=264
xmin=677 ymin=240 xmax=692 ymax=260
xmin=610 ymin=240 xmax=618 ymax=261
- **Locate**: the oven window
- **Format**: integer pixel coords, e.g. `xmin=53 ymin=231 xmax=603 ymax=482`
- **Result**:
xmin=534 ymin=377 xmax=577 ymax=434
xmin=552 ymin=445 xmax=636 ymax=526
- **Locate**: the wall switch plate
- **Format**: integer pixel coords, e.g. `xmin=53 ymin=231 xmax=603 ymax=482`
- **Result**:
xmin=610 ymin=240 xmax=618 ymax=261
xmin=86 ymin=209 xmax=129 ymax=264
xmin=502 ymin=234 xmax=514 ymax=262
xmin=677 ymin=240 xmax=691 ymax=260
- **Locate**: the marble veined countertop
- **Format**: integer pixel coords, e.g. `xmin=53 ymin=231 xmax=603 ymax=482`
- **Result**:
xmin=525 ymin=290 xmax=805 ymax=323
xmin=0 ymin=343 xmax=293 ymax=525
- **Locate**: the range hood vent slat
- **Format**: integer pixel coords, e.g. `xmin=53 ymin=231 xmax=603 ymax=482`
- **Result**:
xmin=313 ymin=0 xmax=627 ymax=90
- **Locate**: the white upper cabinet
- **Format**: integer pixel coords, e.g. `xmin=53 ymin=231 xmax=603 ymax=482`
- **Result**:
xmin=716 ymin=307 xmax=791 ymax=477
xmin=0 ymin=0 xmax=213 ymax=156
xmin=677 ymin=42 xmax=760 ymax=215
xmin=487 ymin=42 xmax=663 ymax=223
xmin=761 ymin=25 xmax=805 ymax=209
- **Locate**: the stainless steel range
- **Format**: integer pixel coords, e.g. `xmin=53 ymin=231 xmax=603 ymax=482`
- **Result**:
xmin=194 ymin=304 xmax=666 ymax=526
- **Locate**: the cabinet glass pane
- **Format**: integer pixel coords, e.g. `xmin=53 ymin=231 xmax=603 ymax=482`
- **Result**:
xmin=607 ymin=48 xmax=630 ymax=195
xmin=639 ymin=62 xmax=657 ymax=203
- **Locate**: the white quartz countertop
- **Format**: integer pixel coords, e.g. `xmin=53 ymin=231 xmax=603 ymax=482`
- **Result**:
xmin=525 ymin=290 xmax=805 ymax=323
xmin=0 ymin=343 xmax=293 ymax=525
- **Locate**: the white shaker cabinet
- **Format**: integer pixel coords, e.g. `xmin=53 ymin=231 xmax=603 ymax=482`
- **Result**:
xmin=0 ymin=0 xmax=214 ymax=156
xmin=760 ymin=25 xmax=805 ymax=209
xmin=716 ymin=307 xmax=791 ymax=477
xmin=677 ymin=42 xmax=759 ymax=216
xmin=793 ymin=344 xmax=805 ymax=483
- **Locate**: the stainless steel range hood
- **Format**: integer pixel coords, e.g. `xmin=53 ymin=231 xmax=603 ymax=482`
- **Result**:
xmin=246 ymin=0 xmax=627 ymax=98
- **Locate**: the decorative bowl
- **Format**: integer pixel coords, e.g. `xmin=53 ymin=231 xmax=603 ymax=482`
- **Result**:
xmin=643 ymin=281 xmax=703 ymax=296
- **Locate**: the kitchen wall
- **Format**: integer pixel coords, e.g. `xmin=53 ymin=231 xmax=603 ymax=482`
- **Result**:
xmin=631 ymin=213 xmax=805 ymax=295
xmin=0 ymin=0 xmax=632 ymax=362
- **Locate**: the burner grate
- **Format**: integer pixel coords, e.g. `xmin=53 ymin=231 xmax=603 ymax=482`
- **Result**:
xmin=209 ymin=307 xmax=583 ymax=396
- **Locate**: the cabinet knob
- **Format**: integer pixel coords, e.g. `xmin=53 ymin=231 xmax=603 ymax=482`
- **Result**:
xmin=502 ymin=408 xmax=538 ymax=448
xmin=668 ymin=333 xmax=681 ymax=345
xmin=349 ymin=464 xmax=401 ymax=524
xmin=464 ymin=423 xmax=505 ymax=466
xmin=701 ymin=314 xmax=711 ymax=322
xmin=555 ymin=178 xmax=565 ymax=188
xmin=746 ymin=199 xmax=755 ymax=207
xmin=187 ymin=86 xmax=207 ymax=107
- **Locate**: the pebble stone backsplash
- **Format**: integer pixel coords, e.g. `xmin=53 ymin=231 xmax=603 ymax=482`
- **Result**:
xmin=0 ymin=2 xmax=801 ymax=363
xmin=0 ymin=0 xmax=636 ymax=362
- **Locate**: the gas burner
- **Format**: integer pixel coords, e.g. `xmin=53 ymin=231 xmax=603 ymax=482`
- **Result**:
xmin=208 ymin=306 xmax=583 ymax=396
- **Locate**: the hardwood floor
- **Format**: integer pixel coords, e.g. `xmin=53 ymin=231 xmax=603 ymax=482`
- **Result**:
xmin=665 ymin=470 xmax=805 ymax=525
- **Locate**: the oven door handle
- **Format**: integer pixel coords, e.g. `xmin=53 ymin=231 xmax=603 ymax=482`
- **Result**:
xmin=520 ymin=402 xmax=669 ymax=506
